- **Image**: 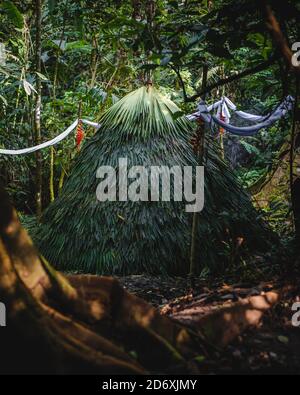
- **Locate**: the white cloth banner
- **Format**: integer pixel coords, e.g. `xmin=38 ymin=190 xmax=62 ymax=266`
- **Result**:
xmin=234 ymin=111 xmax=266 ymax=122
xmin=188 ymin=95 xmax=292 ymax=125
xmin=209 ymin=96 xmax=280 ymax=123
xmin=0 ymin=119 xmax=101 ymax=155
xmin=207 ymin=100 xmax=222 ymax=112
xmin=186 ymin=96 xmax=294 ymax=137
xmin=82 ymin=119 xmax=101 ymax=129
xmin=208 ymin=97 xmax=235 ymax=124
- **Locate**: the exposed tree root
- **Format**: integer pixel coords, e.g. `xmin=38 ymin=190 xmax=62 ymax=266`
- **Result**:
xmin=171 ymin=292 xmax=280 ymax=348
xmin=0 ymin=185 xmax=283 ymax=374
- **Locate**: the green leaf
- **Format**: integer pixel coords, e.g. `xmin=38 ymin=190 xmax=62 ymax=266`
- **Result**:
xmin=172 ymin=111 xmax=184 ymax=120
xmin=0 ymin=95 xmax=7 ymax=106
xmin=0 ymin=65 xmax=9 ymax=77
xmin=36 ymin=72 xmax=49 ymax=81
xmin=194 ymin=355 xmax=206 ymax=363
xmin=1 ymin=1 xmax=24 ymax=29
xmin=277 ymin=336 xmax=289 ymax=345
xmin=240 ymin=141 xmax=260 ymax=156
xmin=47 ymin=0 xmax=58 ymax=14
xmin=65 ymin=41 xmax=92 ymax=53
xmin=23 ymin=80 xmax=37 ymax=96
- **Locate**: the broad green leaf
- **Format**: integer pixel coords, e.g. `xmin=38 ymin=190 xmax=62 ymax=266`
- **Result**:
xmin=65 ymin=41 xmax=92 ymax=53
xmin=1 ymin=1 xmax=24 ymax=29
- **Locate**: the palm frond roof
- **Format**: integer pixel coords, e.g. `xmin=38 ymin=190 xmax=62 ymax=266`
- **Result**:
xmin=32 ymin=86 xmax=274 ymax=275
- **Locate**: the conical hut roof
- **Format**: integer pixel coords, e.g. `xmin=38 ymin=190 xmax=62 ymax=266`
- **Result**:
xmin=34 ymin=86 xmax=273 ymax=275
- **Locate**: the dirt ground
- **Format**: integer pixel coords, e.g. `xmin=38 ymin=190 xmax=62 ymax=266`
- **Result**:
xmin=118 ymin=275 xmax=300 ymax=375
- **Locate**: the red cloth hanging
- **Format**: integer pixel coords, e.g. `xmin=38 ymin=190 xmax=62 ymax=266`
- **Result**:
xmin=219 ymin=114 xmax=226 ymax=135
xmin=76 ymin=121 xmax=85 ymax=150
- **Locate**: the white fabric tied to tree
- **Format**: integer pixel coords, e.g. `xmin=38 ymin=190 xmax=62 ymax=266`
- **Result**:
xmin=223 ymin=96 xmax=274 ymax=122
xmin=208 ymin=96 xmax=268 ymax=123
xmin=205 ymin=97 xmax=235 ymax=124
xmin=0 ymin=95 xmax=294 ymax=155
xmin=0 ymin=119 xmax=101 ymax=155
xmin=187 ymin=96 xmax=294 ymax=137
xmin=189 ymin=95 xmax=293 ymax=124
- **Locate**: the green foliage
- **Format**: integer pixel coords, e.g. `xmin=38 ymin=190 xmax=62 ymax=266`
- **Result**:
xmin=47 ymin=0 xmax=58 ymax=15
xmin=1 ymin=1 xmax=24 ymax=29
xmin=240 ymin=141 xmax=260 ymax=156
xmin=0 ymin=0 xmax=298 ymax=273
xmin=34 ymin=87 xmax=273 ymax=275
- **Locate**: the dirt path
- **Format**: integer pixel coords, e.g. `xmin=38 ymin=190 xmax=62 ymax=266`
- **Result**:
xmin=118 ymin=275 xmax=300 ymax=374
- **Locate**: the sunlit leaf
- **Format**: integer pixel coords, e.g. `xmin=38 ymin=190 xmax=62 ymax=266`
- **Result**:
xmin=23 ymin=80 xmax=37 ymax=96
xmin=36 ymin=72 xmax=49 ymax=81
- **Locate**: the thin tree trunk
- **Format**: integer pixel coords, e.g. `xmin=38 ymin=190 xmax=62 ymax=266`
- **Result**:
xmin=220 ymin=133 xmax=225 ymax=160
xmin=263 ymin=1 xmax=300 ymax=75
xmin=290 ymin=80 xmax=298 ymax=209
xmin=189 ymin=65 xmax=208 ymax=283
xmin=220 ymin=66 xmax=226 ymax=160
xmin=58 ymin=167 xmax=66 ymax=193
xmin=53 ymin=57 xmax=59 ymax=99
xmin=90 ymin=35 xmax=99 ymax=89
xmin=34 ymin=0 xmax=43 ymax=220
xmin=50 ymin=146 xmax=55 ymax=202
xmin=53 ymin=13 xmax=66 ymax=99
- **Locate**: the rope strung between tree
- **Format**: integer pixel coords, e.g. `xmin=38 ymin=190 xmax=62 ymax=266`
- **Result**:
xmin=0 ymin=119 xmax=100 ymax=155
xmin=0 ymin=96 xmax=294 ymax=155
xmin=187 ymin=96 xmax=294 ymax=136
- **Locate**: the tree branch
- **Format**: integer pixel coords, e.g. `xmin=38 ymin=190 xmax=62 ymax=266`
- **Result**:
xmin=263 ymin=1 xmax=300 ymax=75
xmin=170 ymin=64 xmax=189 ymax=102
xmin=185 ymin=57 xmax=277 ymax=102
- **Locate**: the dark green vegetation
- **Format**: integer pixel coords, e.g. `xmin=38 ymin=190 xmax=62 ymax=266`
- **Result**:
xmin=0 ymin=0 xmax=300 ymax=276
xmin=35 ymin=86 xmax=272 ymax=275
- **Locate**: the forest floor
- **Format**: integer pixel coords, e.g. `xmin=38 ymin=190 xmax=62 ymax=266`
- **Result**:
xmin=118 ymin=274 xmax=300 ymax=375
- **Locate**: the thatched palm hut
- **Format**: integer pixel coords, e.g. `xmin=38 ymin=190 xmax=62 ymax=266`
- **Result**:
xmin=35 ymin=86 xmax=272 ymax=275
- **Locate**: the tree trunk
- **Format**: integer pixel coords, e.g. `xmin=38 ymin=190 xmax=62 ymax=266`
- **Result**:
xmin=58 ymin=167 xmax=66 ymax=192
xmin=263 ymin=1 xmax=300 ymax=75
xmin=189 ymin=66 xmax=208 ymax=281
xmin=49 ymin=146 xmax=55 ymax=202
xmin=90 ymin=35 xmax=99 ymax=89
xmin=34 ymin=0 xmax=43 ymax=219
xmin=0 ymin=184 xmax=204 ymax=374
xmin=0 ymin=183 xmax=281 ymax=374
